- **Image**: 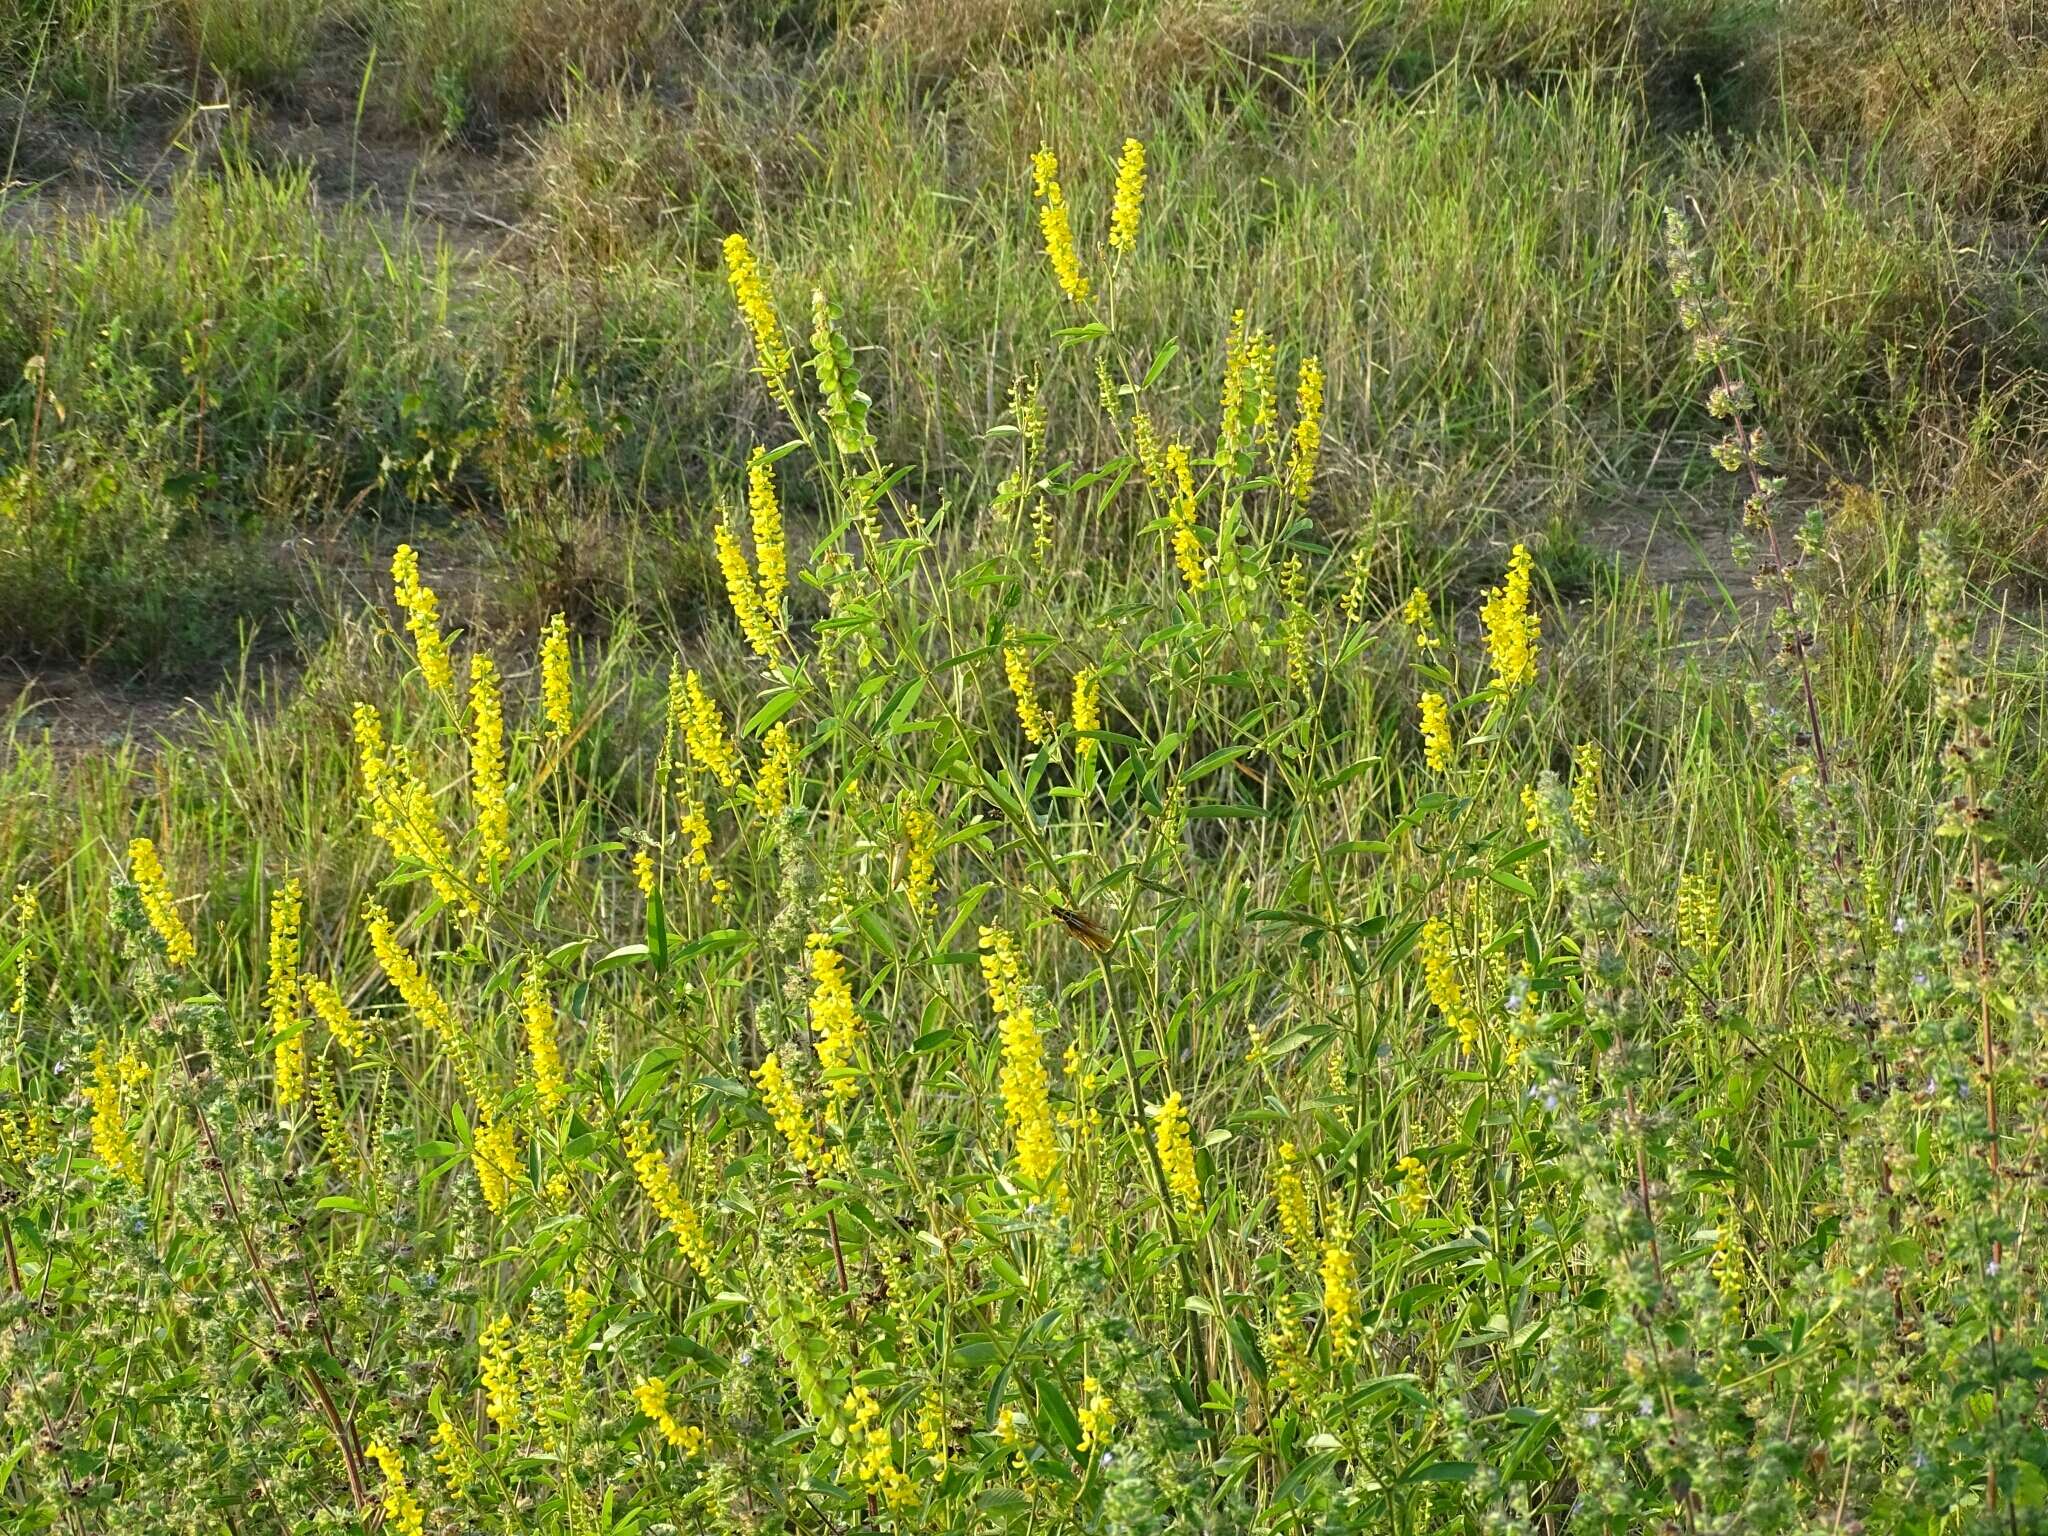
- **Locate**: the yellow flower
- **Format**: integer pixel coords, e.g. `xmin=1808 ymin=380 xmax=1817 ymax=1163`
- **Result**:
xmin=1132 ymin=406 xmax=1165 ymax=492
xmin=1219 ymin=309 xmax=1277 ymax=463
xmin=473 ymin=1110 xmax=523 ymax=1214
xmin=1077 ymin=1374 xmax=1115 ymax=1453
xmin=127 ymin=838 xmax=196 ymax=968
xmin=675 ymin=668 xmax=740 ymax=791
xmin=390 ymin=544 xmax=453 ymax=692
xmin=1320 ymin=1216 xmax=1359 ymax=1362
xmin=432 ymin=1416 xmax=475 ymax=1500
xmin=352 ymin=704 xmax=472 ymax=915
xmin=1070 ymin=668 xmax=1101 ymax=759
xmin=266 ymin=880 xmax=305 ymax=1109
xmin=632 ymin=849 xmax=657 ymax=898
xmin=469 ymin=653 xmax=511 ymax=877
xmin=1109 ymin=137 xmax=1146 ymax=254
xmin=1400 ymin=586 xmax=1440 ymax=650
xmin=1571 ymin=740 xmax=1603 ymax=835
xmin=303 ymin=973 xmax=369 ymax=1056
xmin=899 ymin=795 xmax=937 ymax=917
xmin=521 ymin=961 xmax=566 ymax=1116
xmin=365 ymin=1438 xmax=426 ymax=1536
xmin=1419 ymin=692 xmax=1454 ymax=774
xmin=714 ymin=505 xmax=782 ymax=661
xmin=480 ymin=1312 xmax=523 ymax=1432
xmin=1273 ymin=1141 xmax=1315 ymax=1262
xmin=540 ymin=612 xmax=574 ymax=740
xmin=918 ymin=1389 xmax=951 ymax=1474
xmin=88 ymin=1043 xmax=142 ymax=1184
xmin=1394 ymin=1153 xmax=1429 ymax=1223
xmin=747 ymin=446 xmax=788 ymax=615
xmin=1003 ymin=647 xmax=1053 ymax=748
xmin=1339 ymin=546 xmax=1369 ymax=625
xmin=808 ymin=937 xmax=863 ymax=1117
xmin=1165 ymin=443 xmax=1206 ymax=592
xmin=722 ymin=232 xmax=793 ymax=403
xmin=1281 ymin=555 xmax=1311 ymax=695
xmin=364 ymin=902 xmax=488 ymax=1106
xmin=9 ymin=884 xmax=36 ymax=1020
xmin=623 ymin=1116 xmax=714 ymax=1276
xmin=754 ymin=1051 xmax=823 ymax=1175
xmin=310 ymin=1064 xmax=358 ymax=1182
xmin=1152 ymin=1090 xmax=1203 ymax=1221
xmin=843 ymin=1384 xmax=914 ymax=1510
xmin=755 ymin=720 xmax=798 ymax=822
xmin=1520 ymin=784 xmax=1541 ymax=836
xmin=679 ymin=798 xmax=728 ymax=905
xmin=1418 ymin=918 xmax=1479 ymax=1056
xmin=980 ymin=925 xmax=1059 ymax=1188
xmin=1263 ymin=1294 xmax=1311 ymax=1401
xmin=1288 ymin=355 xmax=1324 ymax=505
xmin=1030 ymin=146 xmax=1091 ymax=303
xmin=1479 ymin=542 xmax=1540 ymax=690
xmin=1678 ymin=856 xmax=1721 ymax=957
xmin=635 ymin=1374 xmax=706 ymax=1455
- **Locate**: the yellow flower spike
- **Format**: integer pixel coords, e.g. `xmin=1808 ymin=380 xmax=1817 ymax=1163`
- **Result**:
xmin=808 ymin=937 xmax=863 ymax=1120
xmin=363 ymin=902 xmax=489 ymax=1106
xmin=1520 ymin=784 xmax=1542 ymax=836
xmin=1479 ymin=543 xmax=1540 ymax=691
xmin=1320 ymin=1215 xmax=1360 ymax=1362
xmin=755 ymin=721 xmax=798 ymax=823
xmin=1109 ymin=137 xmax=1146 ymax=254
xmin=1417 ymin=918 xmax=1479 ymax=1056
xmin=479 ymin=1312 xmax=523 ymax=1432
xmin=632 ymin=849 xmax=657 ymax=899
xmin=714 ymin=505 xmax=781 ymax=661
xmin=468 ymin=653 xmax=511 ymax=878
xmin=1030 ymin=146 xmax=1091 ymax=303
xmin=753 ymin=1050 xmax=824 ymax=1174
xmin=1273 ymin=1141 xmax=1315 ymax=1262
xmin=1132 ymin=407 xmax=1166 ymax=492
xmin=1571 ymin=741 xmax=1604 ymax=835
xmin=679 ymin=798 xmax=728 ymax=905
xmin=365 ymin=1437 xmax=426 ymax=1536
xmin=1076 ymin=1375 xmax=1116 ymax=1453
xmin=390 ymin=544 xmax=453 ymax=692
xmin=540 ymin=611 xmax=574 ymax=740
xmin=1418 ymin=692 xmax=1454 ymax=775
xmin=266 ymin=880 xmax=305 ymax=1109
xmin=1070 ymin=668 xmax=1101 ymax=760
xmin=521 ymin=961 xmax=566 ymax=1117
xmin=1400 ymin=586 xmax=1440 ymax=650
xmin=721 ymin=233 xmax=794 ymax=405
xmin=1394 ymin=1153 xmax=1429 ymax=1223
xmin=351 ymin=704 xmax=472 ymax=914
xmin=678 ymin=670 xmax=741 ymax=791
xmin=1288 ymin=355 xmax=1324 ymax=506
xmin=87 ymin=1043 xmax=142 ymax=1185
xmin=303 ymin=973 xmax=368 ymax=1056
xmin=634 ymin=1375 xmax=706 ymax=1455
xmin=473 ymin=1110 xmax=524 ymax=1215
xmin=747 ymin=446 xmax=788 ymax=616
xmin=9 ymin=885 xmax=36 ymax=1020
xmin=127 ymin=838 xmax=196 ymax=968
xmin=1165 ymin=443 xmax=1206 ymax=592
xmin=1002 ymin=647 xmax=1053 ymax=748
xmin=842 ymin=1384 xmax=914 ymax=1509
xmin=900 ymin=795 xmax=937 ymax=916
xmin=622 ymin=1116 xmax=715 ymax=1276
xmin=979 ymin=925 xmax=1059 ymax=1189
xmin=432 ymin=1416 xmax=476 ymax=1500
xmin=1152 ymin=1090 xmax=1203 ymax=1222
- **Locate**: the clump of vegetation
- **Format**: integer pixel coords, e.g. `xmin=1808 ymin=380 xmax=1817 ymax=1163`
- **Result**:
xmin=4 ymin=147 xmax=2047 ymax=1533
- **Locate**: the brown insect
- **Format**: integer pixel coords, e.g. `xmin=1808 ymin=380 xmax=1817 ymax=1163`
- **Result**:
xmin=1049 ymin=903 xmax=1114 ymax=954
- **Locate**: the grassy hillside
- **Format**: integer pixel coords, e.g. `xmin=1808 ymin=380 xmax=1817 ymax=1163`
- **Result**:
xmin=4 ymin=4 xmax=2048 ymax=1533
